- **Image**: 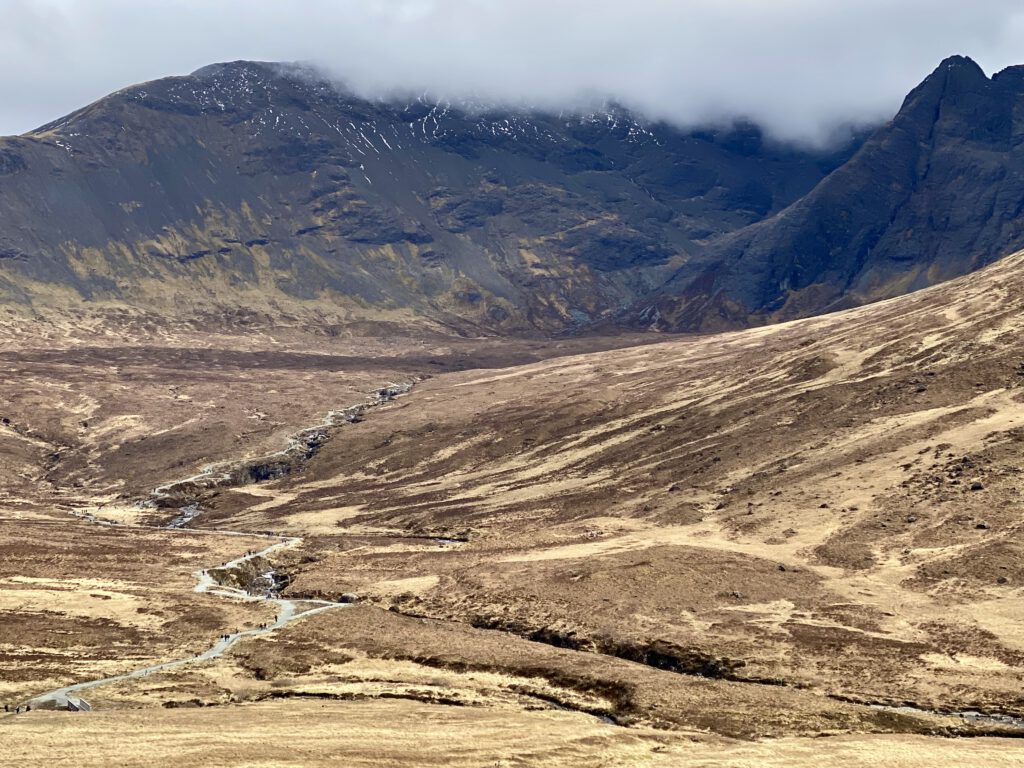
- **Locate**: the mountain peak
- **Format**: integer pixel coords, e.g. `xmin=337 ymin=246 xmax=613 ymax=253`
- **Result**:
xmin=936 ymin=54 xmax=989 ymax=91
xmin=919 ymin=54 xmax=988 ymax=96
xmin=936 ymin=54 xmax=985 ymax=73
xmin=894 ymin=54 xmax=991 ymax=126
xmin=189 ymin=60 xmax=273 ymax=80
xmin=189 ymin=59 xmax=317 ymax=85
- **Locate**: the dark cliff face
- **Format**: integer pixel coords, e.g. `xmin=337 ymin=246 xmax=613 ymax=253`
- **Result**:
xmin=0 ymin=60 xmax=859 ymax=332
xmin=643 ymin=56 xmax=1024 ymax=331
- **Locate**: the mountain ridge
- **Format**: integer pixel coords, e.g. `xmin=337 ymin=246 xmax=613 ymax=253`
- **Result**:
xmin=1 ymin=55 xmax=1022 ymax=334
xmin=638 ymin=54 xmax=1024 ymax=330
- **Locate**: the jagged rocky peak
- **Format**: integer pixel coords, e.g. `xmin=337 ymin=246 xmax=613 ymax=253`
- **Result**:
xmin=897 ymin=54 xmax=1024 ymax=135
xmin=642 ymin=52 xmax=1024 ymax=332
xmin=896 ymin=55 xmax=988 ymax=115
xmin=932 ymin=55 xmax=994 ymax=102
xmin=900 ymin=55 xmax=1022 ymax=143
xmin=937 ymin=54 xmax=987 ymax=79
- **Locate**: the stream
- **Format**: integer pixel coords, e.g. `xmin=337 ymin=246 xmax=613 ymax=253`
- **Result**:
xmin=12 ymin=378 xmax=1024 ymax=733
xmin=26 ymin=537 xmax=347 ymax=711
xmin=153 ymin=381 xmax=415 ymax=514
xmin=17 ymin=383 xmax=419 ymax=712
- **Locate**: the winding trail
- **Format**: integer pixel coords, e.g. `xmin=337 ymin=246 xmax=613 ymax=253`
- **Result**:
xmin=26 ymin=536 xmax=347 ymax=711
xmin=17 ymin=383 xmax=420 ymax=712
xmin=12 ymin=376 xmax=1024 ymax=734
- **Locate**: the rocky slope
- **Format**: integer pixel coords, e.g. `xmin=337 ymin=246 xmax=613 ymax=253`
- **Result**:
xmin=0 ymin=60 xmax=856 ymax=333
xmin=645 ymin=56 xmax=1024 ymax=329
xmin=2 ymin=56 xmax=1024 ymax=334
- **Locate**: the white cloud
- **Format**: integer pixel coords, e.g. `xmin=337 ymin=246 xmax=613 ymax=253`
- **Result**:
xmin=2 ymin=0 xmax=1024 ymax=142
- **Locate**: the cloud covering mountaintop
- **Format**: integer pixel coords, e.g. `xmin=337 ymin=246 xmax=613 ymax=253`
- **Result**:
xmin=4 ymin=0 xmax=1024 ymax=142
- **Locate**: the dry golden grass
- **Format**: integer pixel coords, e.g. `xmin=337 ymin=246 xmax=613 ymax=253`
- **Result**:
xmin=3 ymin=700 xmax=1022 ymax=768
xmin=0 ymin=518 xmax=277 ymax=705
xmin=7 ymin=253 xmax=1024 ymax=762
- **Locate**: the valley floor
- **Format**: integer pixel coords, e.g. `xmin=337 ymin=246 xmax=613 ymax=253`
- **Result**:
xmin=4 ymin=700 xmax=1024 ymax=768
xmin=6 ymin=254 xmax=1024 ymax=764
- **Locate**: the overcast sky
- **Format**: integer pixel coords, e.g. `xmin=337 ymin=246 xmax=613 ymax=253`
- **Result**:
xmin=3 ymin=0 xmax=1024 ymax=143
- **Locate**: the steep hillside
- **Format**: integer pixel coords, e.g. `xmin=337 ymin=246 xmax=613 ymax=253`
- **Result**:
xmin=0 ymin=61 xmax=855 ymax=334
xmin=184 ymin=246 xmax=1024 ymax=729
xmin=4 ymin=56 xmax=1024 ymax=335
xmin=647 ymin=56 xmax=1024 ymax=329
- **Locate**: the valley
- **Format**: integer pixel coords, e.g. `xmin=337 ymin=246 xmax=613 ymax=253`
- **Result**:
xmin=5 ymin=249 xmax=1024 ymax=764
xmin=4 ymin=37 xmax=1024 ymax=766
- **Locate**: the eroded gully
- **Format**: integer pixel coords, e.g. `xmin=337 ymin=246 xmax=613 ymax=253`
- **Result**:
xmin=18 ymin=382 xmax=417 ymax=712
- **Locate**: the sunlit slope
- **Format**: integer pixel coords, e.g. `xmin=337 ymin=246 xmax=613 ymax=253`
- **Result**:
xmin=214 ymin=247 xmax=1024 ymax=717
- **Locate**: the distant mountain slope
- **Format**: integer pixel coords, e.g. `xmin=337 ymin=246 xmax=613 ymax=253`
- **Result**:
xmin=0 ymin=61 xmax=856 ymax=332
xmin=2 ymin=56 xmax=1023 ymax=334
xmin=643 ymin=56 xmax=1024 ymax=330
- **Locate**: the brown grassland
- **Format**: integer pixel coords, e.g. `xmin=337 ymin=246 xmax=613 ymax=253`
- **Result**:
xmin=4 ymin=252 xmax=1024 ymax=765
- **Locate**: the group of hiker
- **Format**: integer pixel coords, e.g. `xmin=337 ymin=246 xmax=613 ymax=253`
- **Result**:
xmin=218 ymin=615 xmax=278 ymax=643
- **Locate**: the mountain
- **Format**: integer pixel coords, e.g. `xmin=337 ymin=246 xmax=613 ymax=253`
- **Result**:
xmin=1 ymin=56 xmax=1023 ymax=334
xmin=9 ymin=57 xmax=1024 ymax=760
xmin=643 ymin=56 xmax=1024 ymax=330
xmin=0 ymin=61 xmax=858 ymax=333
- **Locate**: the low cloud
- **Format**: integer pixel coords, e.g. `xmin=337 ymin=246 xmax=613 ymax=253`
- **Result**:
xmin=3 ymin=0 xmax=1024 ymax=142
